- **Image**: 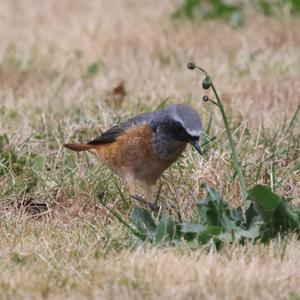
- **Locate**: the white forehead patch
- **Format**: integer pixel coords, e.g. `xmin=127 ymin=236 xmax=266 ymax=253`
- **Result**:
xmin=171 ymin=113 xmax=183 ymax=124
xmin=167 ymin=104 xmax=202 ymax=137
xmin=171 ymin=112 xmax=201 ymax=137
xmin=186 ymin=128 xmax=201 ymax=137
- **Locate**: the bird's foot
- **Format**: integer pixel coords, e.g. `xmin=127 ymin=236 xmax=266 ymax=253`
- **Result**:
xmin=130 ymin=194 xmax=160 ymax=212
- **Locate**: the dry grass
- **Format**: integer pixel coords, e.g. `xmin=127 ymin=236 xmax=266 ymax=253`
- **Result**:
xmin=0 ymin=0 xmax=300 ymax=299
xmin=1 ymin=216 xmax=300 ymax=300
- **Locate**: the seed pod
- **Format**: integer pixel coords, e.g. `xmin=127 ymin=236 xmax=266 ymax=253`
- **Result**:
xmin=202 ymin=77 xmax=211 ymax=89
xmin=203 ymin=95 xmax=209 ymax=102
xmin=187 ymin=62 xmax=196 ymax=70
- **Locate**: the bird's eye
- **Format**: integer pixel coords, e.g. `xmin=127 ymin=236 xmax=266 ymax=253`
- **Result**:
xmin=169 ymin=122 xmax=191 ymax=142
xmin=188 ymin=135 xmax=199 ymax=141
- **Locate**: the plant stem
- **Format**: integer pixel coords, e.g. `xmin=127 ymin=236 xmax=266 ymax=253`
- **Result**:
xmin=102 ymin=203 xmax=146 ymax=241
xmin=210 ymin=81 xmax=248 ymax=202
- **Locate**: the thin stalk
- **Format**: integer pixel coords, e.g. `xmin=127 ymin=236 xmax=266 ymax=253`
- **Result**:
xmin=210 ymin=81 xmax=248 ymax=201
xmin=188 ymin=63 xmax=248 ymax=202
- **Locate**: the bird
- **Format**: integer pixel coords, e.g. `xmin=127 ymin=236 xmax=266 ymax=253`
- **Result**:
xmin=64 ymin=103 xmax=202 ymax=209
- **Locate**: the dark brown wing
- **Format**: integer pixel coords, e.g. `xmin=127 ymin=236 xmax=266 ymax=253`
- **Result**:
xmin=87 ymin=123 xmax=129 ymax=145
xmin=87 ymin=112 xmax=154 ymax=145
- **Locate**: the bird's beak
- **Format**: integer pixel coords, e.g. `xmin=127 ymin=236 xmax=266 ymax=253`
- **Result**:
xmin=189 ymin=140 xmax=202 ymax=156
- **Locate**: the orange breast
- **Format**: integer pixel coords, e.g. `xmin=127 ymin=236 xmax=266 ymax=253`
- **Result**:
xmin=95 ymin=124 xmax=186 ymax=185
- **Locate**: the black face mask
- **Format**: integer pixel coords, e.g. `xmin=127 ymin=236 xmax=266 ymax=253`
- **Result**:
xmin=153 ymin=117 xmax=199 ymax=142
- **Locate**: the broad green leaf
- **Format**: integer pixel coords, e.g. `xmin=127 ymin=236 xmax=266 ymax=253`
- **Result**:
xmin=130 ymin=207 xmax=156 ymax=239
xmin=249 ymin=185 xmax=281 ymax=212
xmin=291 ymin=0 xmax=300 ymax=13
xmin=273 ymin=201 xmax=300 ymax=232
xmin=197 ymin=226 xmax=223 ymax=244
xmin=180 ymin=223 xmax=206 ymax=241
xmin=198 ymin=185 xmax=224 ymax=226
xmin=220 ymin=222 xmax=261 ymax=243
xmin=155 ymin=215 xmax=178 ymax=243
xmin=198 ymin=185 xmax=239 ymax=231
xmin=236 ymin=223 xmax=261 ymax=240
xmin=229 ymin=207 xmax=244 ymax=226
xmin=245 ymin=202 xmax=262 ymax=227
xmin=249 ymin=185 xmax=300 ymax=239
xmin=180 ymin=223 xmax=206 ymax=233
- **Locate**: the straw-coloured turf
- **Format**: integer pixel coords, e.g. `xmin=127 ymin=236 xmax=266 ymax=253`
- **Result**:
xmin=0 ymin=1 xmax=299 ymax=299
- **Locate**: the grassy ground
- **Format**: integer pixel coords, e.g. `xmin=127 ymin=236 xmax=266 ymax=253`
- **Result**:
xmin=0 ymin=0 xmax=299 ymax=299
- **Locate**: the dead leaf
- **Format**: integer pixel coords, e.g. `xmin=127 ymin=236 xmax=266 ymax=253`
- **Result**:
xmin=105 ymin=81 xmax=126 ymax=107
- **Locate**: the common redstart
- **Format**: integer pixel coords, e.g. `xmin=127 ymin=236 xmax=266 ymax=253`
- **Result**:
xmin=64 ymin=104 xmax=202 ymax=209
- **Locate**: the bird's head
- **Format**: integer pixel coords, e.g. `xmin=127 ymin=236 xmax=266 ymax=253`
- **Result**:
xmin=152 ymin=104 xmax=202 ymax=155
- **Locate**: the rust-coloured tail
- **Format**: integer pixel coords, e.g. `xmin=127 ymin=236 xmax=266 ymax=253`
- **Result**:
xmin=64 ymin=143 xmax=95 ymax=152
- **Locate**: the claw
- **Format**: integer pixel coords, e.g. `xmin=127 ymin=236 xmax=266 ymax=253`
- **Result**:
xmin=130 ymin=194 xmax=160 ymax=211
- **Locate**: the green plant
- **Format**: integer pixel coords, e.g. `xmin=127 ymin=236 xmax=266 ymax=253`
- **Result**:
xmin=172 ymin=0 xmax=244 ymax=27
xmin=83 ymin=61 xmax=104 ymax=79
xmin=252 ymin=0 xmax=300 ymax=16
xmin=172 ymin=0 xmax=300 ymax=27
xmin=100 ymin=184 xmax=300 ymax=247
xmin=0 ymin=134 xmax=45 ymax=195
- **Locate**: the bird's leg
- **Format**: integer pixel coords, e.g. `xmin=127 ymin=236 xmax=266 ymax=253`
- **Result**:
xmin=145 ymin=184 xmax=157 ymax=204
xmin=131 ymin=183 xmax=160 ymax=211
xmin=126 ymin=175 xmax=160 ymax=211
xmin=127 ymin=181 xmax=136 ymax=196
xmin=130 ymin=195 xmax=160 ymax=211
